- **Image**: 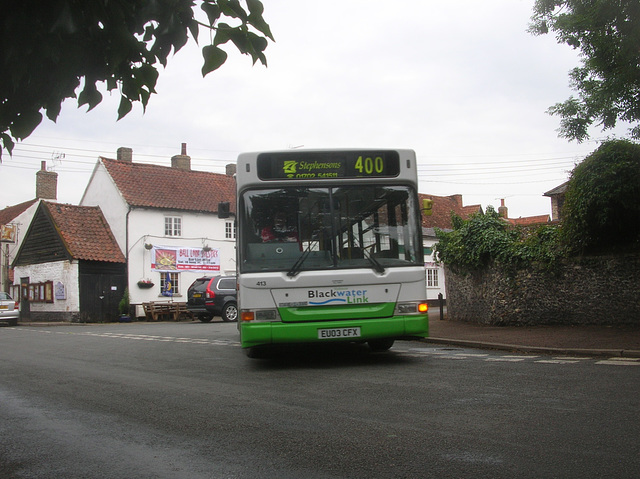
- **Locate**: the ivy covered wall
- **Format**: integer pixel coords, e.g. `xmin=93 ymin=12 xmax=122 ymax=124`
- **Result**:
xmin=444 ymin=254 xmax=640 ymax=326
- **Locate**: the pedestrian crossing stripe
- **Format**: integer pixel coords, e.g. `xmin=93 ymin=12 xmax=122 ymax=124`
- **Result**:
xmin=399 ymin=347 xmax=639 ymax=366
xmin=595 ymin=359 xmax=640 ymax=366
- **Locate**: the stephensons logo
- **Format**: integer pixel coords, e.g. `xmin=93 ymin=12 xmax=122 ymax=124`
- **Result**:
xmin=308 ymin=288 xmax=369 ymax=305
xmin=281 ymin=160 xmax=343 ymax=178
xmin=283 ymin=160 xmax=297 ymax=175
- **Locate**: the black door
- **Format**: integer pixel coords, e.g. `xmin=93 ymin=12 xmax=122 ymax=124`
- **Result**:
xmin=78 ymin=262 xmax=127 ymax=322
xmin=79 ymin=273 xmax=127 ymax=322
xmin=20 ymin=276 xmax=30 ymax=321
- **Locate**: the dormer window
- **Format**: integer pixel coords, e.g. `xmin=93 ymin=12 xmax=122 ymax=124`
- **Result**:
xmin=165 ymin=216 xmax=182 ymax=237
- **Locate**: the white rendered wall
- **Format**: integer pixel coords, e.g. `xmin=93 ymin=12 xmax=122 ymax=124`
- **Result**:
xmin=128 ymin=208 xmax=236 ymax=312
xmin=1 ymin=201 xmax=39 ymax=291
xmin=13 ymin=260 xmax=80 ymax=313
xmin=79 ymin=161 xmax=129 ymax=253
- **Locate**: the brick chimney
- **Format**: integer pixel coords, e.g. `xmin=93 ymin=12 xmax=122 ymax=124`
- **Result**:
xmin=225 ymin=163 xmax=237 ymax=176
xmin=36 ymin=161 xmax=58 ymax=200
xmin=117 ymin=147 xmax=133 ymax=162
xmin=171 ymin=143 xmax=191 ymax=171
xmin=451 ymin=194 xmax=463 ymax=208
xmin=498 ymin=199 xmax=508 ymax=218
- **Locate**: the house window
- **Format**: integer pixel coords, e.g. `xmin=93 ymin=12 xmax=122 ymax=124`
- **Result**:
xmin=426 ymin=269 xmax=439 ymax=288
xmin=225 ymin=221 xmax=236 ymax=239
xmin=165 ymin=216 xmax=181 ymax=236
xmin=161 ymin=272 xmax=179 ymax=296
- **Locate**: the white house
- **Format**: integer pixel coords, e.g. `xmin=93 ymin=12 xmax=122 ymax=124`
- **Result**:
xmin=79 ymin=145 xmax=237 ymax=317
xmin=419 ymin=193 xmax=483 ymax=303
xmin=1 ymin=199 xmax=38 ymax=296
xmin=1 ymin=161 xmax=59 ymax=297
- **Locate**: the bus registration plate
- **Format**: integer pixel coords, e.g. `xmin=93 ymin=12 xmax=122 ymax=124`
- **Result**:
xmin=318 ymin=327 xmax=361 ymax=339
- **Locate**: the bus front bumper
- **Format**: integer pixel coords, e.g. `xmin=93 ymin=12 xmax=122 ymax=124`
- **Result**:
xmin=239 ymin=315 xmax=429 ymax=349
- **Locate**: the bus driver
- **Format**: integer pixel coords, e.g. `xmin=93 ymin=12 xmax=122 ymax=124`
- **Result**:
xmin=261 ymin=211 xmax=299 ymax=243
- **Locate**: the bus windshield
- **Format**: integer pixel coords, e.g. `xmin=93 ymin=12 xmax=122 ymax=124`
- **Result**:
xmin=239 ymin=184 xmax=423 ymax=274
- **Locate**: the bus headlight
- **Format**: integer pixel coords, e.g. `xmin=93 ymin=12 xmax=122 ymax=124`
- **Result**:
xmin=256 ymin=309 xmax=277 ymax=321
xmin=396 ymin=302 xmax=428 ymax=315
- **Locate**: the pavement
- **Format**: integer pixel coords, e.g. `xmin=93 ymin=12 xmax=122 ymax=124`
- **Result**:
xmin=426 ymin=312 xmax=640 ymax=358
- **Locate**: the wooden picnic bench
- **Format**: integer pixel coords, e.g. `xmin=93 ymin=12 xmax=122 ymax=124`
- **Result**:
xmin=142 ymin=302 xmax=193 ymax=321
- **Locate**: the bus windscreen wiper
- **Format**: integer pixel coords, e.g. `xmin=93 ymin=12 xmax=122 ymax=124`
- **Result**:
xmin=363 ymin=249 xmax=385 ymax=274
xmin=287 ymin=240 xmax=318 ymax=277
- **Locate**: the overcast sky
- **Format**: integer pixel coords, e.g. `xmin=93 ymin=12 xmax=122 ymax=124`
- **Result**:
xmin=0 ymin=0 xmax=624 ymax=218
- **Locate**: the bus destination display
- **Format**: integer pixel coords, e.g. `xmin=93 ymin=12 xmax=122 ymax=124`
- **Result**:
xmin=257 ymin=151 xmax=400 ymax=180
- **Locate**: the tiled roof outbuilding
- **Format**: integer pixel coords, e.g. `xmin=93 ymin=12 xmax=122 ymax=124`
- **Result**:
xmin=43 ymin=202 xmax=125 ymax=263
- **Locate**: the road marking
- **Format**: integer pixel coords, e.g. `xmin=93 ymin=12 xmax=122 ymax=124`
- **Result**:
xmin=397 ymin=345 xmax=637 ymax=366
xmin=12 ymin=328 xmax=241 ymax=347
xmin=485 ymin=357 xmax=526 ymax=362
xmin=552 ymin=356 xmax=591 ymax=360
xmin=536 ymin=359 xmax=582 ymax=364
xmin=9 ymin=329 xmax=640 ymax=364
xmin=595 ymin=358 xmax=640 ymax=366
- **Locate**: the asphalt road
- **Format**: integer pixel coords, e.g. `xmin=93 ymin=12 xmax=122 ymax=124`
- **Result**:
xmin=1 ymin=322 xmax=638 ymax=479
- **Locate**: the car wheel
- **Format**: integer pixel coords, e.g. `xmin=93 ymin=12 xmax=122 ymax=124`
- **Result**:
xmin=222 ymin=302 xmax=238 ymax=322
xmin=368 ymin=339 xmax=394 ymax=352
xmin=198 ymin=314 xmax=213 ymax=323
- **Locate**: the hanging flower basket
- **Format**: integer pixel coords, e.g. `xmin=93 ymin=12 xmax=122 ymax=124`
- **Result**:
xmin=137 ymin=280 xmax=154 ymax=289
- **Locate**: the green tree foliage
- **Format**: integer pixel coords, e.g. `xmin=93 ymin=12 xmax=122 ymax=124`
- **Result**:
xmin=436 ymin=140 xmax=640 ymax=272
xmin=0 ymin=0 xmax=273 ymax=160
xmin=118 ymin=288 xmax=130 ymax=316
xmin=561 ymin=139 xmax=640 ymax=254
xmin=529 ymin=0 xmax=640 ymax=142
xmin=434 ymin=207 xmax=563 ymax=273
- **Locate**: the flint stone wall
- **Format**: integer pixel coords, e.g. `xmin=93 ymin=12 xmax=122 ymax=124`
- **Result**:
xmin=444 ymin=254 xmax=640 ymax=326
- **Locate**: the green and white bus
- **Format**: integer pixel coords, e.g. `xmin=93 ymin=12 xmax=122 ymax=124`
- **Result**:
xmin=236 ymin=149 xmax=428 ymax=357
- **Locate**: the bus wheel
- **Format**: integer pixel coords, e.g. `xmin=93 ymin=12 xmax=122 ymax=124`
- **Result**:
xmin=368 ymin=339 xmax=394 ymax=352
xmin=198 ymin=314 xmax=213 ymax=323
xmin=245 ymin=346 xmax=270 ymax=359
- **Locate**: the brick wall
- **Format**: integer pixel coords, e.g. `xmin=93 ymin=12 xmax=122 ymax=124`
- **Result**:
xmin=444 ymin=254 xmax=640 ymax=326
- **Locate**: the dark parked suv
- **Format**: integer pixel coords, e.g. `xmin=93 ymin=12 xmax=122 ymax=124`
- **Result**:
xmin=187 ymin=275 xmax=238 ymax=322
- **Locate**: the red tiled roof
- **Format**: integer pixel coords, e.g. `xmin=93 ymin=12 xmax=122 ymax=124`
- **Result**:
xmin=100 ymin=158 xmax=236 ymax=213
xmin=43 ymin=202 xmax=125 ymax=263
xmin=0 ymin=198 xmax=38 ymax=225
xmin=506 ymin=215 xmax=551 ymax=226
xmin=418 ymin=193 xmax=482 ymax=229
